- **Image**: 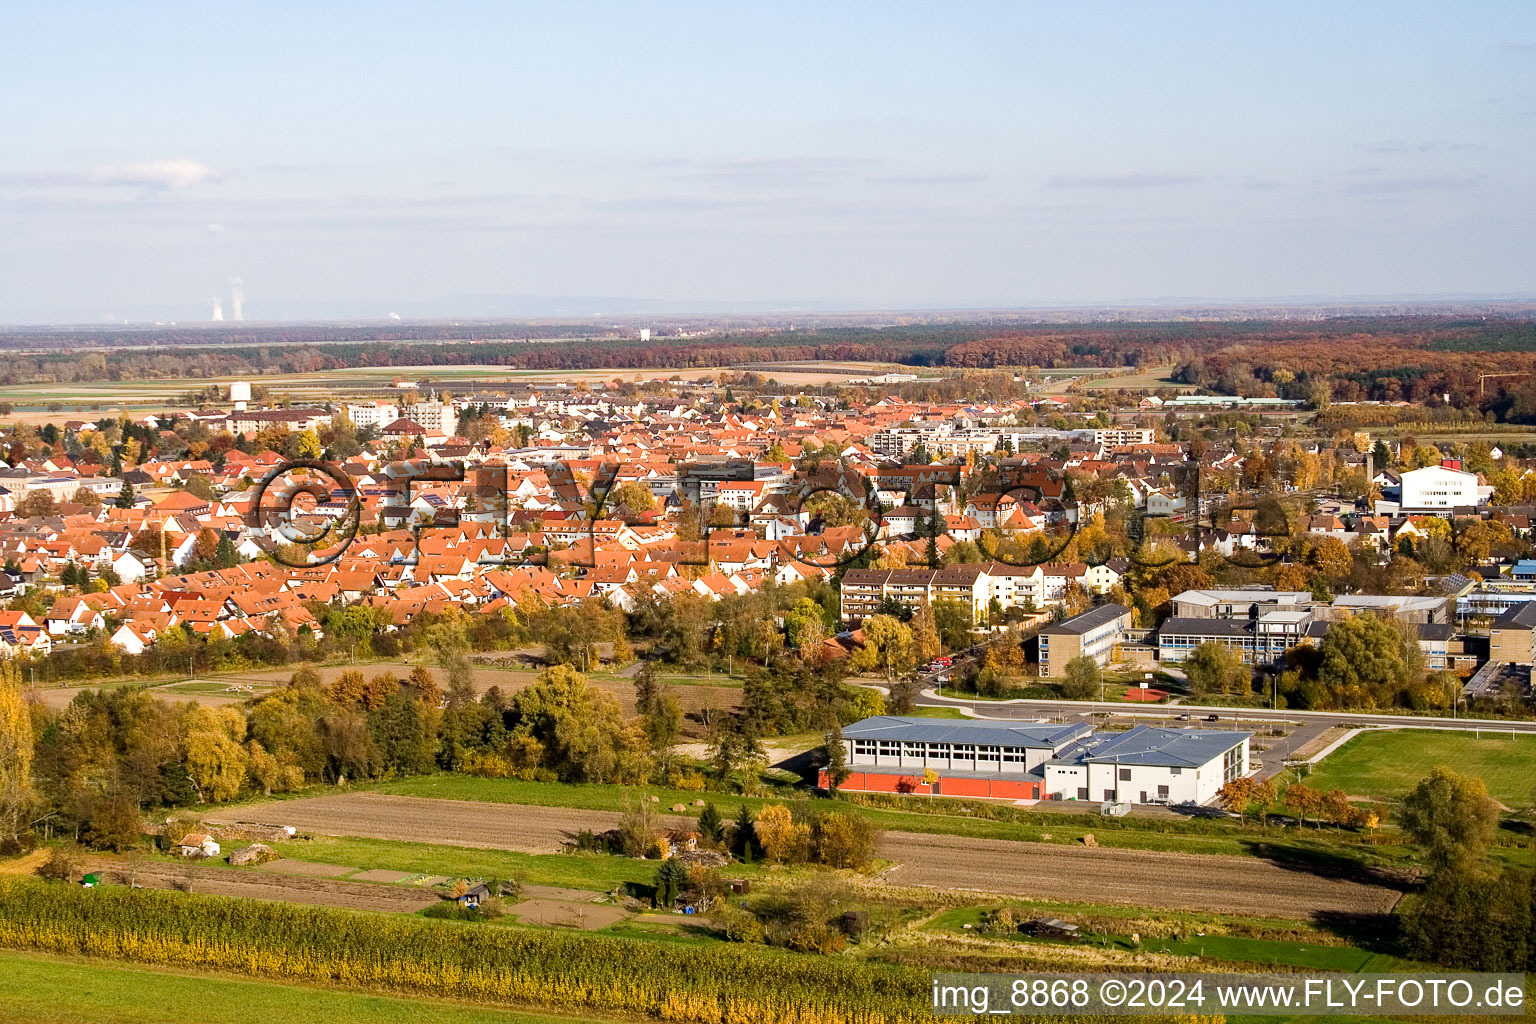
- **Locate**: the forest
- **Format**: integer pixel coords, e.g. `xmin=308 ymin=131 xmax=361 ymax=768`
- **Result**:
xmin=5 ymin=319 xmax=1536 ymax=415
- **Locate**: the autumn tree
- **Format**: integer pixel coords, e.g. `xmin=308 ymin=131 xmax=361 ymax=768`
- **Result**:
xmin=606 ymin=480 xmax=657 ymax=518
xmin=0 ymin=660 xmax=34 ymax=843
xmin=181 ymin=705 xmax=249 ymax=803
xmin=15 ymin=490 xmax=55 ymax=518
xmin=328 ymin=669 xmax=368 ymax=706
xmin=1283 ymin=782 xmax=1324 ymax=826
xmin=849 ymin=614 xmax=914 ymax=679
xmin=1218 ymin=777 xmax=1254 ymax=815
xmin=70 ymin=486 xmax=102 ymax=510
xmin=753 ymin=803 xmax=810 ymax=864
xmin=1308 ymin=536 xmax=1354 ymax=581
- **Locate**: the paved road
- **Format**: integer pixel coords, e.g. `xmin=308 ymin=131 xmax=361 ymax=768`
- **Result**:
xmin=915 ymin=688 xmax=1536 ymax=736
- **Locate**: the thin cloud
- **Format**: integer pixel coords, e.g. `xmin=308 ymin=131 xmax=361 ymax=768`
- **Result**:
xmin=1341 ymin=176 xmax=1481 ymax=195
xmin=89 ymin=159 xmax=222 ymax=190
xmin=865 ymin=173 xmax=988 ymax=185
xmin=0 ymin=159 xmax=223 ymax=192
xmin=1046 ymin=171 xmax=1202 ymax=188
xmin=1364 ymin=139 xmax=1486 ymax=154
xmin=666 ymin=156 xmax=877 ymax=188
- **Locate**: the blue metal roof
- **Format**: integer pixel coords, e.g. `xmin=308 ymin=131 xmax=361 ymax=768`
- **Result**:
xmin=842 ymin=715 xmax=1091 ymax=749
xmin=1050 ymin=724 xmax=1249 ymax=768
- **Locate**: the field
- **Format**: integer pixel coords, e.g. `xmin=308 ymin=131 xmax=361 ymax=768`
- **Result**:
xmin=212 ymin=791 xmax=1400 ymax=918
xmin=1301 ymin=729 xmax=1536 ymax=807
xmin=317 ymin=772 xmax=1416 ymax=865
xmin=0 ymin=359 xmax=917 ymax=421
xmin=0 ymin=878 xmax=935 ymax=1024
xmin=876 ymin=830 xmax=1398 ymax=918
xmin=923 ymin=907 xmax=1387 ymax=971
xmin=0 ymin=950 xmax=597 ymax=1024
xmin=1073 ymin=365 xmax=1190 ymax=390
xmin=121 ymin=857 xmax=442 ymax=913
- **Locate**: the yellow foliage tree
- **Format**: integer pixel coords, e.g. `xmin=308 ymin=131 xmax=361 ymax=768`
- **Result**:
xmin=182 ymin=706 xmax=249 ymax=803
xmin=752 ymin=803 xmax=810 ymax=864
xmin=0 ymin=659 xmax=33 ymax=838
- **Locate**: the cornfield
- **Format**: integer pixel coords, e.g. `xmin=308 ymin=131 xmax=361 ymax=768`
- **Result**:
xmin=0 ymin=877 xmax=927 ymax=1024
xmin=0 ymin=878 xmax=1222 ymax=1024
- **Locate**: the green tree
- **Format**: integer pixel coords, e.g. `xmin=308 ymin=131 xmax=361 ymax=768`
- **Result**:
xmin=640 ymin=687 xmax=682 ymax=772
xmin=114 ymin=480 xmax=136 ymax=509
xmin=653 ymin=857 xmax=690 ymax=908
xmin=368 ymin=691 xmax=442 ymax=777
xmin=1317 ymin=613 xmax=1424 ymax=699
xmin=1183 ymin=642 xmax=1250 ymax=697
xmin=733 ymin=801 xmax=756 ymax=862
xmin=930 ymin=598 xmax=974 ymax=652
xmin=696 ymin=802 xmax=724 ymax=845
xmin=1400 ymin=766 xmax=1500 ymax=872
xmin=822 ymin=727 xmax=850 ymax=796
xmin=1059 ymin=655 xmax=1101 ymax=699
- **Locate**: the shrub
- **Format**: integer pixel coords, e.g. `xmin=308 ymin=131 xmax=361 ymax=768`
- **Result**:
xmin=811 ymin=811 xmax=878 ymax=870
xmin=37 ymin=844 xmax=83 ymax=883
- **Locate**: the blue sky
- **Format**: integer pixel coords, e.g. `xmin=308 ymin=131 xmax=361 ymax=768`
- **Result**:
xmin=1 ymin=1 xmax=1532 ymax=323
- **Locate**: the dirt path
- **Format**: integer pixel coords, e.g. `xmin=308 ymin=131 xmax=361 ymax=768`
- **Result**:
xmin=0 ymin=850 xmax=48 ymax=875
xmin=216 ymin=793 xmax=1399 ymax=918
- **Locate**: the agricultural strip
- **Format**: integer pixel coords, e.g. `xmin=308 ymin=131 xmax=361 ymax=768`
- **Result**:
xmin=0 ymin=879 xmax=938 ymax=1024
xmin=0 ymin=950 xmax=599 ymax=1024
xmin=123 ymin=860 xmax=440 ymax=914
xmin=212 ymin=792 xmax=1401 ymax=917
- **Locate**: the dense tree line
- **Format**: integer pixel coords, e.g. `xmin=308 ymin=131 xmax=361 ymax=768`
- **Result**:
xmin=4 ymin=318 xmax=1534 ymax=392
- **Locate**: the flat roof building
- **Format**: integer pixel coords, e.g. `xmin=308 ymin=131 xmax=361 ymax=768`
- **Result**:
xmin=825 ymin=716 xmax=1250 ymax=806
xmin=1038 ymin=603 xmax=1131 ymax=678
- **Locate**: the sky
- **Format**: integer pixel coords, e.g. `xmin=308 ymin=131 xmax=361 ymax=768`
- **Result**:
xmin=1 ymin=1 xmax=1533 ymax=323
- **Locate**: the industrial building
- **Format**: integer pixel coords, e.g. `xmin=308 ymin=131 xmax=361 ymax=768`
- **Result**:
xmin=824 ymin=716 xmax=1251 ymax=805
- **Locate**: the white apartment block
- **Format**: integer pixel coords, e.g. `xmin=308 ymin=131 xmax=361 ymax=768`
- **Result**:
xmin=344 ymin=402 xmax=400 ymax=430
xmin=407 ymin=400 xmax=459 ymax=436
xmin=1399 ymin=464 xmax=1483 ymax=513
xmin=1093 ymin=427 xmax=1155 ymax=447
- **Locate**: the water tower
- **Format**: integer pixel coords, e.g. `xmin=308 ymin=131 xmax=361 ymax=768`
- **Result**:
xmin=229 ymin=381 xmax=252 ymax=411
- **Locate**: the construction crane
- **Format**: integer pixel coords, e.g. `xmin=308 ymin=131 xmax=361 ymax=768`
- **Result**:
xmin=1480 ymin=372 xmax=1535 ymax=397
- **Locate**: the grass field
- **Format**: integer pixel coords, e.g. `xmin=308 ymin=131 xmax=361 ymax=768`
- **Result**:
xmin=1302 ymin=729 xmax=1536 ymax=807
xmin=1074 ymin=365 xmax=1189 ymax=390
xmin=1160 ymin=934 xmax=1375 ymax=971
xmin=0 ymin=950 xmax=595 ymax=1024
xmin=262 ymin=833 xmax=691 ymax=891
xmin=924 ymin=907 xmax=1382 ymax=971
